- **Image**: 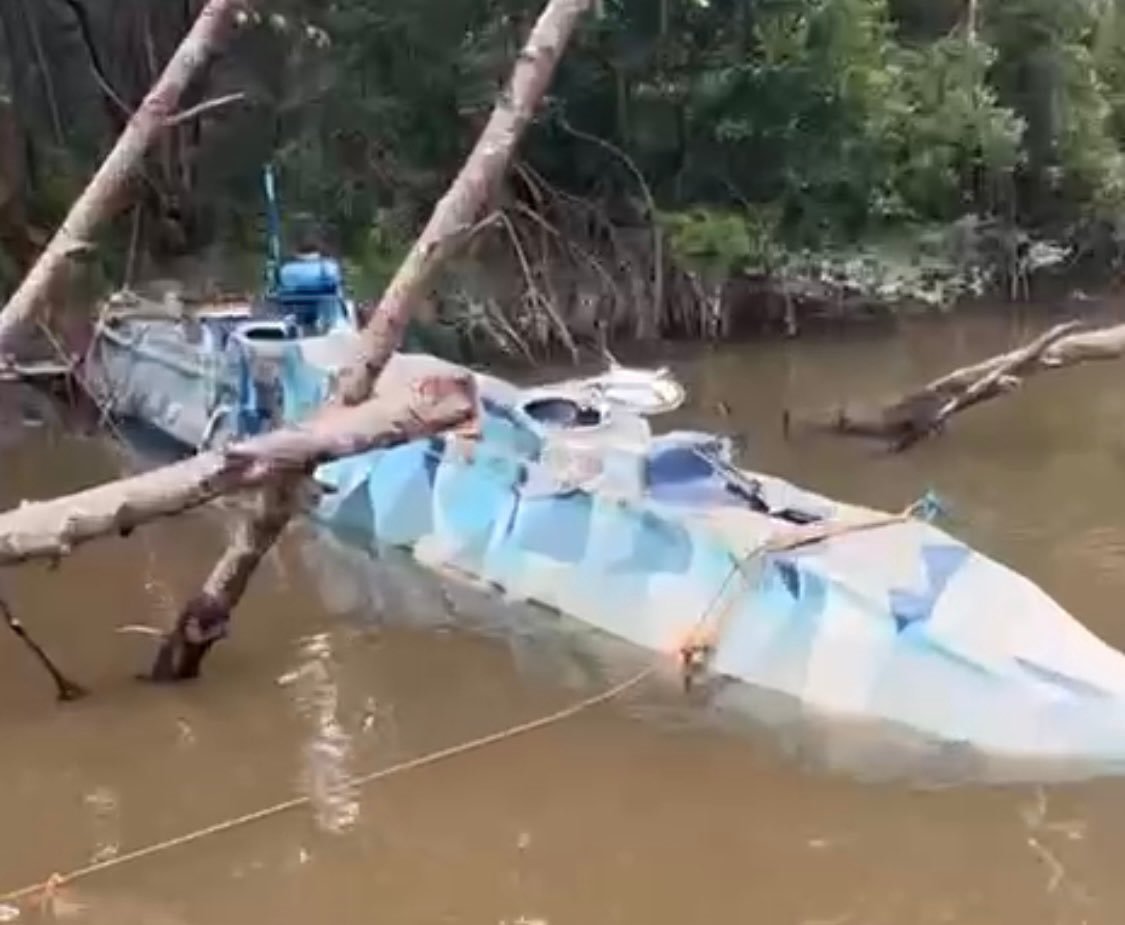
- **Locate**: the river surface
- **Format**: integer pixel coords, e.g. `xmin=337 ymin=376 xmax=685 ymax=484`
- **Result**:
xmin=3 ymin=309 xmax=1125 ymax=924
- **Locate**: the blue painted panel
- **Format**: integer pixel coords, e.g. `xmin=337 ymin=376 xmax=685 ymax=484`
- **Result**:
xmin=602 ymin=509 xmax=693 ymax=576
xmin=366 ymin=442 xmax=437 ymax=546
xmin=889 ymin=543 xmax=971 ymax=633
xmin=432 ymin=453 xmax=515 ymax=567
xmin=512 ymin=491 xmax=594 ymax=564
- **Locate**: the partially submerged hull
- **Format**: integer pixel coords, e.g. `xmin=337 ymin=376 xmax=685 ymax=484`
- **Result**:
xmin=88 ymin=313 xmax=1125 ymax=778
xmin=85 ymin=289 xmax=357 ymax=449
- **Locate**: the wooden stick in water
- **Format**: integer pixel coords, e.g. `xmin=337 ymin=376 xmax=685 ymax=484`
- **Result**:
xmin=0 ymin=591 xmax=86 ymax=701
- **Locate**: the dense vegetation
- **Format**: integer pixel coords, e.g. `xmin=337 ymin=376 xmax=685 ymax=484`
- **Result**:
xmin=2 ymin=0 xmax=1125 ymax=354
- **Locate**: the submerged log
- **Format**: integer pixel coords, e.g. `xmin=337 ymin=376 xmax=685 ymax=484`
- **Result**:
xmin=793 ymin=319 xmax=1125 ymax=451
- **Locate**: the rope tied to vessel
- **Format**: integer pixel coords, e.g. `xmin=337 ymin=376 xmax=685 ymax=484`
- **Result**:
xmin=677 ymin=490 xmax=950 ymax=690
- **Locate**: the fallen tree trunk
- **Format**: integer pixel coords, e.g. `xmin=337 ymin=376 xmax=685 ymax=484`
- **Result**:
xmin=0 ymin=366 xmax=476 ymax=567
xmin=791 ymin=319 xmax=1125 ymax=450
xmin=0 ymin=0 xmax=247 ymax=357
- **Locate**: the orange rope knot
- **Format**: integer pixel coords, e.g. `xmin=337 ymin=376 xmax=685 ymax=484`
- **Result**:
xmin=39 ymin=873 xmax=66 ymax=911
xmin=676 ymin=617 xmax=723 ymax=692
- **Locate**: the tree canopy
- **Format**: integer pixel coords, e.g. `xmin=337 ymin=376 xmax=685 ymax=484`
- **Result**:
xmin=3 ymin=0 xmax=1125 ymax=349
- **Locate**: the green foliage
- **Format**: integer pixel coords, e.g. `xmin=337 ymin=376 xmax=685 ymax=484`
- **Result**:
xmin=341 ymin=213 xmax=412 ymax=300
xmin=6 ymin=0 xmax=1125 ymax=329
xmin=660 ymin=206 xmax=780 ymax=277
xmin=890 ymin=36 xmax=1025 ymax=219
xmin=984 ymin=0 xmax=1125 ymax=218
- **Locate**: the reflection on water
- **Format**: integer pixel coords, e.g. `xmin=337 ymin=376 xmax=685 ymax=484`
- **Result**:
xmin=282 ymin=632 xmax=360 ymax=835
xmin=4 ymin=311 xmax=1125 ymax=923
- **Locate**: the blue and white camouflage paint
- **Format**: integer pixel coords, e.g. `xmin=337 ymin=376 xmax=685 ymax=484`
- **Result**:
xmin=275 ymin=345 xmax=1125 ymax=778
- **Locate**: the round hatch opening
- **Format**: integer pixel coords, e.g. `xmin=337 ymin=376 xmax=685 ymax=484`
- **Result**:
xmin=522 ymin=396 xmax=603 ymax=429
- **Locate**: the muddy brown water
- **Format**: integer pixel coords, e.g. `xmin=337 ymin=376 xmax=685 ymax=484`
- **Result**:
xmin=4 ymin=309 xmax=1125 ymax=924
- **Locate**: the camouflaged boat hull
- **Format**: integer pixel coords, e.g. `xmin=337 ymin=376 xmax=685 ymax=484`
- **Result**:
xmin=89 ymin=312 xmax=1125 ymax=776
xmin=273 ymin=349 xmax=1125 ymax=775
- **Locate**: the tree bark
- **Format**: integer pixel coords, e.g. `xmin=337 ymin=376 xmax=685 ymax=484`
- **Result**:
xmin=148 ymin=478 xmax=301 ymax=681
xmin=0 ymin=0 xmax=246 ymax=358
xmin=793 ymin=320 xmax=1125 ymax=451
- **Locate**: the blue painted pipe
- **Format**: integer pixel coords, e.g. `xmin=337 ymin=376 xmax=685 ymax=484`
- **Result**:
xmin=262 ymin=163 xmax=282 ymax=291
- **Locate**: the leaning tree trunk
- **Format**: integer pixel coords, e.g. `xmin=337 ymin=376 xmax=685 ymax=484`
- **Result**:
xmin=0 ymin=0 xmax=597 ymax=685
xmin=0 ymin=0 xmax=246 ymax=357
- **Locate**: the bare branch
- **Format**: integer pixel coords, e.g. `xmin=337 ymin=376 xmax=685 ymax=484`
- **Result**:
xmin=337 ymin=0 xmax=597 ymax=404
xmin=163 ymin=91 xmax=247 ymax=128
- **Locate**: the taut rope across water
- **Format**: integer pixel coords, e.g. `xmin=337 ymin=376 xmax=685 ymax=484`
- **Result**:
xmin=0 ymin=663 xmax=657 ymax=909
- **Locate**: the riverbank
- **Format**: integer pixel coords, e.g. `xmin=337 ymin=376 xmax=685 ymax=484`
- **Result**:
xmin=33 ymin=212 xmax=1119 ymax=374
